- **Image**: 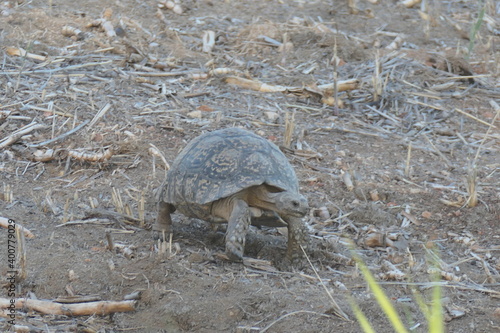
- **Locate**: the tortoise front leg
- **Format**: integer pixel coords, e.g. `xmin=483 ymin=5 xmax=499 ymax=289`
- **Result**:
xmin=153 ymin=201 xmax=175 ymax=241
xmin=225 ymin=199 xmax=251 ymax=262
xmin=284 ymin=216 xmax=310 ymax=263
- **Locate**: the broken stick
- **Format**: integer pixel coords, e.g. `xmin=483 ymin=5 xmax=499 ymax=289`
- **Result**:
xmin=0 ymin=122 xmax=47 ymax=149
xmin=0 ymin=298 xmax=136 ymax=316
xmin=0 ymin=217 xmax=35 ymax=239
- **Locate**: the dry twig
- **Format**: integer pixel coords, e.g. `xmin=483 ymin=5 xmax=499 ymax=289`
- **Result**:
xmin=0 ymin=122 xmax=47 ymax=149
xmin=28 ymin=120 xmax=90 ymax=148
xmin=0 ymin=298 xmax=136 ymax=316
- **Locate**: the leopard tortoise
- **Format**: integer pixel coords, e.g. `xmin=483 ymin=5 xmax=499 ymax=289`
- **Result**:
xmin=154 ymin=127 xmax=310 ymax=262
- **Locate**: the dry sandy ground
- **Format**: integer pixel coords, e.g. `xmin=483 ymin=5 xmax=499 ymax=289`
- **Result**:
xmin=0 ymin=0 xmax=499 ymax=332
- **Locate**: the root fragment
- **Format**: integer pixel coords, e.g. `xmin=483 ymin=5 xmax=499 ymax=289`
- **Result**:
xmin=86 ymin=8 xmax=117 ymax=37
xmin=61 ymin=26 xmax=85 ymax=40
xmin=378 ymin=260 xmax=406 ymax=280
xmin=68 ymin=147 xmax=114 ymax=162
xmin=5 ymin=47 xmax=47 ymax=62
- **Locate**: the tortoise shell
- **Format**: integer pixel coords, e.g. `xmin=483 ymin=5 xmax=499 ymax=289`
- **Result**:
xmin=164 ymin=128 xmax=299 ymax=207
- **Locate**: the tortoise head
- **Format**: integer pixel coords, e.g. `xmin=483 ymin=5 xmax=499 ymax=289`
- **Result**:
xmin=270 ymin=191 xmax=309 ymax=218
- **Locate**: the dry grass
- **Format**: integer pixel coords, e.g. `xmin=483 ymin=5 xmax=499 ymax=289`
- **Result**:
xmin=283 ymin=111 xmax=295 ymax=148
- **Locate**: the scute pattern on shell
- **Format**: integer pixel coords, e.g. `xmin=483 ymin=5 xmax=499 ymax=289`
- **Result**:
xmin=164 ymin=128 xmax=299 ymax=206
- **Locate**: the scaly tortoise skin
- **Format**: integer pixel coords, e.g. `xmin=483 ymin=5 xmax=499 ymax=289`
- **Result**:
xmin=154 ymin=128 xmax=310 ymax=262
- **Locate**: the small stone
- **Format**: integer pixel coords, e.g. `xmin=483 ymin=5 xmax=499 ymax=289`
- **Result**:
xmin=172 ymin=4 xmax=183 ymax=14
xmin=68 ymin=269 xmax=78 ymax=282
xmin=422 ymin=211 xmax=432 ymax=219
xmin=187 ymin=252 xmax=205 ymax=263
xmin=315 ymin=206 xmax=330 ymax=220
xmin=187 ymin=110 xmax=202 ymax=118
xmin=264 ymin=111 xmax=279 ymax=121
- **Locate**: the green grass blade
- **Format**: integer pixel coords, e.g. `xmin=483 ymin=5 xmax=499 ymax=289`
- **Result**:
xmin=426 ymin=247 xmax=445 ymax=333
xmin=349 ymin=297 xmax=377 ymax=333
xmin=467 ymin=0 xmax=485 ymax=59
xmin=411 ymin=286 xmax=431 ymax=322
xmin=428 ymin=280 xmax=444 ymax=333
xmin=353 ymin=253 xmax=410 ymax=333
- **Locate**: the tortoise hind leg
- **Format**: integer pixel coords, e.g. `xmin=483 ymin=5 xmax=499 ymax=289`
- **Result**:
xmin=225 ymin=199 xmax=251 ymax=262
xmin=153 ymin=201 xmax=175 ymax=241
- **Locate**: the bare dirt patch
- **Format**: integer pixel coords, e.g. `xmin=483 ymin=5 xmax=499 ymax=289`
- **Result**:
xmin=1 ymin=0 xmax=499 ymax=332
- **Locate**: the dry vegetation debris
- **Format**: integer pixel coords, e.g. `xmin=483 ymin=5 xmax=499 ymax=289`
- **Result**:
xmin=0 ymin=0 xmax=499 ymax=331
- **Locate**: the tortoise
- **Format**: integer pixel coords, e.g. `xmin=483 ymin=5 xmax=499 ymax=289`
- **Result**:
xmin=154 ymin=127 xmax=310 ymax=262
